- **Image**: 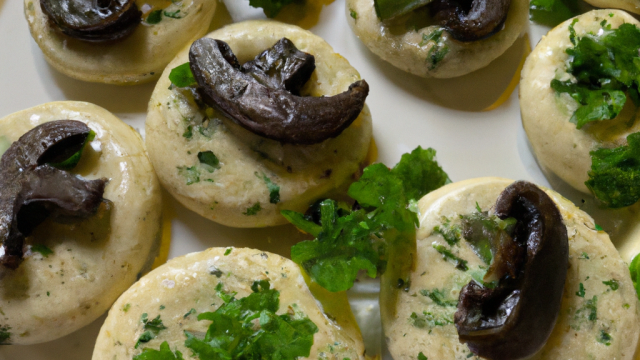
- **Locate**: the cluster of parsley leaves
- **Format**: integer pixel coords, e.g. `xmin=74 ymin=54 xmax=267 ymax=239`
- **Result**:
xmin=283 ymin=146 xmax=450 ymax=292
xmin=134 ymin=280 xmax=318 ymax=360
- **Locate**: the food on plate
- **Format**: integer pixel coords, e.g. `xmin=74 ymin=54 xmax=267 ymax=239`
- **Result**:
xmin=346 ymin=0 xmax=528 ymax=78
xmin=383 ymin=177 xmax=640 ymax=359
xmin=283 ymin=146 xmax=450 ymax=293
xmin=0 ymin=101 xmax=162 ymax=345
xmin=582 ymin=0 xmax=640 ymax=15
xmin=92 ymin=247 xmax=366 ymax=360
xmin=521 ymin=10 xmax=640 ymax=208
xmin=24 ymin=0 xmax=217 ymax=84
xmin=146 ymin=20 xmax=373 ymax=228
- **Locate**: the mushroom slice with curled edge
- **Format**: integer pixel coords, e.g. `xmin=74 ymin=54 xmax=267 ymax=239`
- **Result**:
xmin=430 ymin=0 xmax=511 ymax=42
xmin=189 ymin=37 xmax=370 ymax=145
xmin=40 ymin=0 xmax=141 ymax=42
xmin=0 ymin=120 xmax=108 ymax=269
xmin=454 ymin=181 xmax=568 ymax=359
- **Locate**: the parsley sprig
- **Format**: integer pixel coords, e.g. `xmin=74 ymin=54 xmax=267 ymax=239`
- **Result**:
xmin=284 ymin=147 xmax=450 ymax=292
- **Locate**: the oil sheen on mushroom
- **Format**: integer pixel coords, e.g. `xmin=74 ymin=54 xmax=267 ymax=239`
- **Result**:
xmin=40 ymin=0 xmax=141 ymax=42
xmin=454 ymin=181 xmax=568 ymax=359
xmin=430 ymin=0 xmax=511 ymax=42
xmin=0 ymin=121 xmax=108 ymax=269
xmin=189 ymin=37 xmax=370 ymax=145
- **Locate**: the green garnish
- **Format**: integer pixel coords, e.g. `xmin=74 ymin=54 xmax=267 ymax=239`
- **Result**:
xmin=585 ymin=132 xmax=640 ymax=208
xmin=433 ymin=244 xmax=468 ymax=271
xmin=603 ymin=279 xmax=619 ymax=291
xmin=574 ymin=295 xmax=598 ymax=326
xmin=579 ymin=252 xmax=590 ymax=260
xmin=420 ymin=29 xmax=449 ymax=70
xmin=224 ymin=248 xmax=232 ymax=256
xmin=177 ymin=166 xmax=200 ymax=185
xmin=146 ymin=10 xmax=163 ymax=24
xmin=419 ymin=288 xmax=457 ymax=307
xmin=285 ymin=147 xmax=449 ymax=292
xmin=630 ymin=253 xmax=640 ymax=299
xmin=31 ymin=244 xmax=53 ymax=258
xmin=373 ymin=0 xmax=431 ymax=20
xmin=49 ymin=130 xmax=95 ymax=170
xmin=529 ymin=0 xmax=580 ymax=27
xmin=123 ymin=303 xmax=131 ymax=312
xmin=460 ymin=207 xmax=516 ymax=265
xmin=576 ymin=282 xmax=585 ymax=297
xmin=410 ymin=311 xmax=453 ymax=328
xmin=595 ymin=223 xmax=603 ymax=231
xmin=183 ymin=308 xmax=196 ymax=319
xmin=598 ymin=329 xmax=612 ymax=346
xmin=248 ymin=0 xmax=295 ymax=18
xmin=198 ymin=151 xmax=220 ymax=173
xmin=134 ymin=341 xmax=184 ymax=360
xmin=135 ymin=314 xmax=167 ymax=349
xmin=0 ymin=325 xmax=10 ymax=345
xmin=551 ymin=22 xmax=640 ymax=129
xmin=432 ymin=217 xmax=461 ymax=247
xmin=350 ymin=9 xmax=358 ymax=19
xmin=169 ymin=63 xmax=197 ymax=88
xmin=418 ymin=352 xmax=428 ymax=360
xmin=256 ymin=172 xmax=280 ymax=204
xmin=243 ymin=202 xmax=262 ymax=216
xmin=163 ymin=9 xmax=183 ymax=19
xmin=182 ymin=125 xmax=193 ymax=139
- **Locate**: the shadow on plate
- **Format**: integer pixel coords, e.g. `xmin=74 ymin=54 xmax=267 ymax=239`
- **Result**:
xmin=0 ymin=314 xmax=106 ymax=360
xmin=360 ymin=35 xmax=529 ymax=112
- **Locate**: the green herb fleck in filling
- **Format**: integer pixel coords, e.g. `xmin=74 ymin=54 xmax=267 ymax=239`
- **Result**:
xmin=177 ymin=166 xmax=200 ymax=185
xmin=572 ymin=295 xmax=598 ymax=330
xmin=603 ymin=279 xmax=619 ymax=291
xmin=420 ymin=29 xmax=449 ymax=70
xmin=198 ymin=151 xmax=220 ymax=173
xmin=123 ymin=303 xmax=131 ymax=312
xmin=135 ymin=313 xmax=167 ymax=349
xmin=256 ymin=172 xmax=280 ymax=204
xmin=350 ymin=9 xmax=358 ymax=19
xmin=419 ymin=288 xmax=458 ymax=307
xmin=0 ymin=325 xmax=11 ymax=345
xmin=432 ymin=217 xmax=460 ymax=246
xmin=145 ymin=10 xmax=163 ymax=24
xmin=598 ymin=329 xmax=612 ymax=346
xmin=410 ymin=310 xmax=453 ymax=329
xmin=243 ymin=202 xmax=262 ymax=216
xmin=576 ymin=283 xmax=586 ymax=297
xmin=224 ymin=248 xmax=232 ymax=256
xmin=418 ymin=352 xmax=428 ymax=360
xmin=460 ymin=206 xmax=516 ymax=265
xmin=31 ymin=244 xmax=53 ymax=258
xmin=183 ymin=308 xmax=196 ymax=319
xmin=433 ymin=244 xmax=468 ymax=271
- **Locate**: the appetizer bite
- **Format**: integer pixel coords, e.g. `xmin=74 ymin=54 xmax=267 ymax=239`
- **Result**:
xmin=0 ymin=102 xmax=162 ymax=344
xmin=146 ymin=21 xmax=373 ymax=227
xmin=346 ymin=0 xmax=528 ymax=78
xmin=24 ymin=0 xmax=217 ymax=84
xmin=521 ymin=10 xmax=640 ymax=208
xmin=384 ymin=177 xmax=640 ymax=359
xmin=92 ymin=247 xmax=366 ymax=359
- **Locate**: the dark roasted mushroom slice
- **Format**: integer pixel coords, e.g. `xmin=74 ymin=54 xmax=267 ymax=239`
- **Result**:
xmin=430 ymin=0 xmax=511 ymax=42
xmin=189 ymin=38 xmax=369 ymax=145
xmin=40 ymin=0 xmax=141 ymax=42
xmin=0 ymin=121 xmax=108 ymax=269
xmin=242 ymin=38 xmax=316 ymax=95
xmin=454 ymin=181 xmax=568 ymax=360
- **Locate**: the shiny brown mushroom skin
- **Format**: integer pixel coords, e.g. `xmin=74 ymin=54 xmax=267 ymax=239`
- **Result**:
xmin=40 ymin=0 xmax=141 ymax=42
xmin=189 ymin=37 xmax=370 ymax=145
xmin=0 ymin=121 xmax=107 ymax=269
xmin=429 ymin=0 xmax=511 ymax=42
xmin=454 ymin=181 xmax=568 ymax=360
xmin=241 ymin=38 xmax=316 ymax=96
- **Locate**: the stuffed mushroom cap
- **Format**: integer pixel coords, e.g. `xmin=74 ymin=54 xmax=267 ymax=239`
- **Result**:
xmin=23 ymin=0 xmax=217 ymax=85
xmin=383 ymin=177 xmax=640 ymax=359
xmin=92 ymin=247 xmax=366 ymax=360
xmin=0 ymin=101 xmax=162 ymax=344
xmin=345 ymin=0 xmax=528 ymax=78
xmin=520 ymin=10 xmax=640 ymax=195
xmin=145 ymin=20 xmax=373 ymax=228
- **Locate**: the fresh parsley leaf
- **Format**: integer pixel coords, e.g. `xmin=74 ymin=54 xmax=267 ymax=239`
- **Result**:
xmin=256 ymin=172 xmax=280 ymax=204
xmin=197 ymin=151 xmax=220 ymax=173
xmin=529 ymin=0 xmax=581 ymax=27
xmin=433 ymin=218 xmax=461 ymax=246
xmin=288 ymin=147 xmax=449 ymax=292
xmin=603 ymin=279 xmax=619 ymax=291
xmin=134 ymin=341 xmax=184 ymax=360
xmin=281 ymin=210 xmax=321 ymax=236
xmin=169 ymin=63 xmax=197 ymax=88
xmin=31 ymin=244 xmax=53 ymax=258
xmin=248 ymin=0 xmax=296 ymax=18
xmin=552 ymin=22 xmax=640 ymax=129
xmin=146 ymin=10 xmax=163 ymax=25
xmin=595 ymin=223 xmax=603 ymax=231
xmin=48 ymin=130 xmax=95 ymax=170
xmin=630 ymin=253 xmax=640 ymax=299
xmin=135 ymin=314 xmax=167 ymax=349
xmin=418 ymin=352 xmax=428 ymax=360
xmin=585 ymin=132 xmax=640 ymax=208
xmin=243 ymin=202 xmax=262 ymax=216
xmin=177 ymin=166 xmax=200 ymax=185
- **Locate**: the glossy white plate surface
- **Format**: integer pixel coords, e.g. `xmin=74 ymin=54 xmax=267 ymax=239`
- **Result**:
xmin=0 ymin=0 xmax=619 ymax=359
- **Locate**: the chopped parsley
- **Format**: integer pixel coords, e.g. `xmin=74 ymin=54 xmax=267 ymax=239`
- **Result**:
xmin=134 ymin=341 xmax=184 ymax=360
xmin=579 ymin=252 xmax=590 ymax=260
xmin=410 ymin=310 xmax=453 ymax=328
xmin=224 ymin=248 xmax=232 ymax=256
xmin=585 ymin=132 xmax=640 ymax=208
xmin=420 ymin=29 xmax=449 ymax=70
xmin=630 ymin=253 xmax=640 ymax=299
xmin=433 ymin=244 xmax=468 ymax=271
xmin=595 ymin=223 xmax=603 ymax=231
xmin=551 ymin=21 xmax=640 ymax=129
xmin=603 ymin=279 xmax=619 ymax=291
xmin=183 ymin=308 xmax=196 ymax=319
xmin=182 ymin=125 xmax=193 ymax=139
xmin=123 ymin=303 xmax=131 ymax=312
xmin=460 ymin=206 xmax=516 ymax=265
xmin=256 ymin=172 xmax=280 ymax=204
xmin=163 ymin=9 xmax=183 ymax=19
xmin=418 ymin=352 xmax=428 ymax=360
xmin=146 ymin=10 xmax=163 ymax=25
xmin=573 ymin=295 xmax=598 ymax=329
xmin=31 ymin=244 xmax=53 ymax=258
xmin=598 ymin=329 xmax=612 ymax=346
xmin=249 ymin=0 xmax=295 ymax=18
xmin=529 ymin=0 xmax=580 ymax=27
xmin=285 ymin=147 xmax=449 ymax=292
xmin=198 ymin=151 xmax=220 ymax=173
xmin=432 ymin=218 xmax=461 ymax=246
xmin=419 ymin=288 xmax=457 ymax=307
xmin=169 ymin=63 xmax=197 ymax=88
xmin=350 ymin=9 xmax=358 ymax=19
xmin=0 ymin=325 xmax=10 ymax=344
xmin=135 ymin=314 xmax=167 ymax=349
xmin=243 ymin=202 xmax=262 ymax=216
xmin=177 ymin=166 xmax=200 ymax=185
xmin=576 ymin=282 xmax=585 ymax=297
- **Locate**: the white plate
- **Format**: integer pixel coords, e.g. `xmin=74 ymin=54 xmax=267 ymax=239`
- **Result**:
xmin=0 ymin=0 xmax=594 ymax=359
